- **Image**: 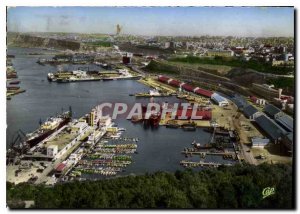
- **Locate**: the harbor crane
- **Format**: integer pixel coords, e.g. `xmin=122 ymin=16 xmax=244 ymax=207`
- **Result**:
xmin=7 ymin=129 xmax=28 ymax=163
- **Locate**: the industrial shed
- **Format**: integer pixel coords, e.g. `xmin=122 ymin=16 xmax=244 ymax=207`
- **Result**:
xmin=156 ymin=75 xmax=213 ymax=98
xmin=264 ymin=104 xmax=281 ymax=118
xmin=211 ymin=93 xmax=229 ymax=107
xmin=282 ymin=132 xmax=293 ymax=154
xmin=243 ymin=105 xmax=258 ymax=119
xmin=168 ymin=79 xmax=182 ymax=87
xmin=181 ymin=83 xmax=195 ymax=92
xmin=251 ymin=137 xmax=270 ymax=148
xmin=275 ymin=112 xmax=294 ymax=132
xmin=157 ymin=75 xmax=170 ymax=83
xmin=194 ymin=88 xmax=213 ymax=97
xmin=231 ymin=95 xmax=248 ymax=110
xmin=254 ymin=115 xmax=286 ymax=143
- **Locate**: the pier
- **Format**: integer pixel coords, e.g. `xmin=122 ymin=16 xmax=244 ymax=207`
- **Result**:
xmin=180 ymin=160 xmax=233 ymax=168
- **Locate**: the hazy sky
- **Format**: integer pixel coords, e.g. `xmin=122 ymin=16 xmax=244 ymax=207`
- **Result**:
xmin=7 ymin=7 xmax=294 ymax=37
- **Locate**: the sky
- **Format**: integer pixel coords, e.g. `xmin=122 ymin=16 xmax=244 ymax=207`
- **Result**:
xmin=7 ymin=7 xmax=294 ymax=37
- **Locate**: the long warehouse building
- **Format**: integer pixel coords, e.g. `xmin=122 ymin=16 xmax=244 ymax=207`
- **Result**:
xmin=157 ymin=75 xmax=213 ymax=97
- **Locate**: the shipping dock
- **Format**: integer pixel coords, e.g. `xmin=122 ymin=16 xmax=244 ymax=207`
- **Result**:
xmin=6 ymin=105 xmax=125 ymax=185
xmin=48 ymin=68 xmax=141 ymax=83
xmin=6 ymin=56 xmax=26 ymax=100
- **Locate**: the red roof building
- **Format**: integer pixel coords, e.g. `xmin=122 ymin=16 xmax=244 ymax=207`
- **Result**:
xmin=181 ymin=83 xmax=195 ymax=92
xmin=56 ymin=163 xmax=66 ymax=172
xmin=194 ymin=88 xmax=213 ymax=97
xmin=250 ymin=96 xmax=257 ymax=103
xmin=157 ymin=75 xmax=170 ymax=83
xmin=157 ymin=75 xmax=214 ymax=98
xmin=169 ymin=79 xmax=182 ymax=87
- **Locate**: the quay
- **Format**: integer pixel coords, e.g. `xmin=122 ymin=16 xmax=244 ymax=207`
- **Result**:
xmin=181 ymin=151 xmax=236 ymax=156
xmin=180 ymin=160 xmax=233 ymax=168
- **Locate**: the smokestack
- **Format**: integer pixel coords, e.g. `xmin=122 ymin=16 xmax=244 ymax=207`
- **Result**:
xmin=278 ymin=88 xmax=283 ymax=99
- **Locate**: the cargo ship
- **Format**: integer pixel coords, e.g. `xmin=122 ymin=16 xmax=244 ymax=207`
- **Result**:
xmin=26 ymin=111 xmax=72 ymax=148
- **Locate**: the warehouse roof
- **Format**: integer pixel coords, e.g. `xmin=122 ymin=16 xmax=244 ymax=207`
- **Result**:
xmin=211 ymin=93 xmax=227 ymax=103
xmin=243 ymin=105 xmax=258 ymax=118
xmin=231 ymin=95 xmax=248 ymax=109
xmin=195 ymin=88 xmax=213 ymax=97
xmin=158 ymin=75 xmax=170 ymax=83
xmin=169 ymin=79 xmax=182 ymax=87
xmin=56 ymin=163 xmax=66 ymax=172
xmin=181 ymin=83 xmax=195 ymax=92
xmin=264 ymin=104 xmax=281 ymax=118
xmin=282 ymin=132 xmax=293 ymax=151
xmin=255 ymin=115 xmax=286 ymax=141
xmin=275 ymin=113 xmax=293 ymax=132
xmin=286 ymin=132 xmax=293 ymax=142
xmin=251 ymin=137 xmax=270 ymax=146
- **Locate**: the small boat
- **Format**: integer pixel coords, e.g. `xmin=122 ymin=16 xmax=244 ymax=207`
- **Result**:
xmin=7 ymin=86 xmax=20 ymax=90
xmin=182 ymin=122 xmax=196 ymax=131
xmin=9 ymin=80 xmax=20 ymax=85
xmin=166 ymin=123 xmax=180 ymax=128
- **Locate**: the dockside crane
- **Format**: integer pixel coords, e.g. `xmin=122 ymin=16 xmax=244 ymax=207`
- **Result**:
xmin=7 ymin=129 xmax=28 ymax=164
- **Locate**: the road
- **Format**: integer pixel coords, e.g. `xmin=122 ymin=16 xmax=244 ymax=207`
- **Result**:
xmin=231 ymin=115 xmax=258 ymax=165
xmin=240 ymin=143 xmax=258 ymax=165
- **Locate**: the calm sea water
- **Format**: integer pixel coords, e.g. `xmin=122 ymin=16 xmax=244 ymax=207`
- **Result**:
xmin=7 ymin=47 xmax=235 ymax=175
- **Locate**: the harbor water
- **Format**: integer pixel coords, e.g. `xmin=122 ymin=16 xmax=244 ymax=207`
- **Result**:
xmin=7 ymin=47 xmax=236 ymax=177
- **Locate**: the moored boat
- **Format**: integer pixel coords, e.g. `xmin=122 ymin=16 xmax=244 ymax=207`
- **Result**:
xmin=9 ymin=80 xmax=20 ymax=85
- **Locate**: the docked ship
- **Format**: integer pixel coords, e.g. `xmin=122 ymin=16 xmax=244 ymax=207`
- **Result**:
xmin=102 ymin=75 xmax=142 ymax=81
xmin=56 ymin=76 xmax=101 ymax=83
xmin=166 ymin=120 xmax=180 ymax=129
xmin=9 ymin=80 xmax=20 ymax=85
xmin=135 ymin=89 xmax=171 ymax=97
xmin=26 ymin=111 xmax=72 ymax=148
xmin=48 ymin=71 xmax=72 ymax=82
xmin=181 ymin=122 xmax=197 ymax=131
